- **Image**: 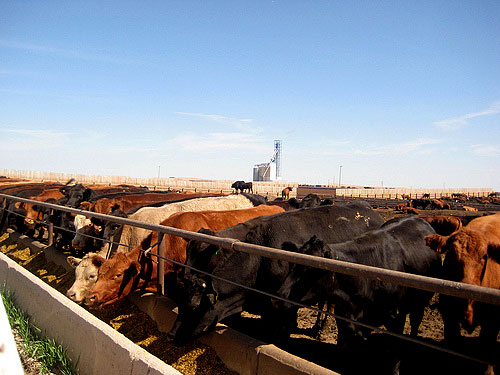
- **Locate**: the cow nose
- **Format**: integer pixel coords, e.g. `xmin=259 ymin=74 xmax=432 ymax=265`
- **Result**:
xmin=67 ymin=290 xmax=76 ymax=300
xmin=72 ymin=240 xmax=81 ymax=249
xmin=86 ymin=294 xmax=97 ymax=306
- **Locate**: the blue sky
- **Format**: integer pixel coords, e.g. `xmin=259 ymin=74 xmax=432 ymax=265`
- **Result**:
xmin=1 ymin=1 xmax=499 ymax=190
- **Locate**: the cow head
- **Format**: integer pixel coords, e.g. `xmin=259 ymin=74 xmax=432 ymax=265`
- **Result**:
xmin=276 ymin=236 xmax=329 ymax=307
xmin=168 ymin=273 xmax=220 ymax=346
xmin=426 ymin=230 xmax=500 ymax=330
xmin=66 ymin=253 xmax=105 ymax=303
xmin=169 ymin=230 xmax=244 ymax=346
xmin=61 ymin=184 xmax=94 ymax=208
xmin=102 ymin=208 xmax=128 ymax=245
xmin=86 ymin=249 xmax=149 ymax=308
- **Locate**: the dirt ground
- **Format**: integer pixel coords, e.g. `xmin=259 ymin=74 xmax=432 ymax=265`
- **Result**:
xmin=2 ymin=207 xmax=499 ymax=375
xmin=0 ymin=233 xmax=238 ymax=375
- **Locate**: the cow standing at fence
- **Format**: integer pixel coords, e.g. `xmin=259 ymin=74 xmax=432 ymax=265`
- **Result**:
xmin=168 ymin=201 xmax=384 ymax=346
xmin=425 ymin=212 xmax=500 ymax=346
xmin=85 ymin=205 xmax=285 ymax=307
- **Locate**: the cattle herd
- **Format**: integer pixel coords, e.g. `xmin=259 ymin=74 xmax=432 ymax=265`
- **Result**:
xmin=0 ymin=177 xmax=499 ymax=375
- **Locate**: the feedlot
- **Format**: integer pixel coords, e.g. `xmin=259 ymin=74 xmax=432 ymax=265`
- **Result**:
xmin=1 ymin=181 xmax=499 ymax=375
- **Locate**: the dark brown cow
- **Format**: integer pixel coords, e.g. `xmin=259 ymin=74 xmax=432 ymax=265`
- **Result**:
xmin=281 ymin=187 xmax=293 ymax=200
xmin=420 ymin=215 xmax=462 ymax=236
xmin=430 ymin=199 xmax=450 ymax=210
xmin=425 ymin=213 xmax=500 ymax=343
xmin=402 ymin=206 xmax=420 ymax=215
xmin=86 ymin=204 xmax=285 ymax=307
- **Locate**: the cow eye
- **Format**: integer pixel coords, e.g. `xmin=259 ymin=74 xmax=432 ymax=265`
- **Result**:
xmin=89 ymin=274 xmax=96 ymax=279
xmin=115 ymin=273 xmax=123 ymax=278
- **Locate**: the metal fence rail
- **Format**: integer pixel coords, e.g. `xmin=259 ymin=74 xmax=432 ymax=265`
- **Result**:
xmin=2 ymin=192 xmax=500 ymax=306
xmin=2 ymin=192 xmax=500 ymax=369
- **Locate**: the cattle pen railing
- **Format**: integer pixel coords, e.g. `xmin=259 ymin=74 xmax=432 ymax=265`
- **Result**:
xmin=1 ymin=193 xmax=500 ymax=369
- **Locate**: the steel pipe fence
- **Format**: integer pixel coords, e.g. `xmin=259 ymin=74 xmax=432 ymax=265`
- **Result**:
xmin=2 ymin=193 xmax=500 ymax=306
xmin=1 ymin=193 xmax=499 ymax=368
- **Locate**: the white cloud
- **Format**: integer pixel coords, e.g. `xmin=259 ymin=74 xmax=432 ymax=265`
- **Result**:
xmin=0 ymin=128 xmax=68 ymax=140
xmin=0 ymin=39 xmax=148 ymax=66
xmin=471 ymin=144 xmax=500 ymax=156
xmin=317 ymin=138 xmax=442 ymax=157
xmin=175 ymin=112 xmax=256 ymax=131
xmin=168 ymin=132 xmax=267 ymax=152
xmin=433 ymin=101 xmax=500 ymax=130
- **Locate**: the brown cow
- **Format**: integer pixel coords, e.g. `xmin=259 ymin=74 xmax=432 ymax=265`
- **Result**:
xmin=18 ymin=189 xmax=65 ymax=227
xmin=86 ymin=204 xmax=285 ymax=307
xmin=401 ymin=206 xmax=420 ymax=215
xmin=425 ymin=213 xmax=500 ymax=343
xmin=463 ymin=205 xmax=478 ymax=212
xmin=429 ymin=199 xmax=448 ymax=210
xmin=281 ymin=187 xmax=293 ymax=200
xmin=420 ymin=215 xmax=462 ymax=236
xmin=395 ymin=202 xmax=410 ymax=211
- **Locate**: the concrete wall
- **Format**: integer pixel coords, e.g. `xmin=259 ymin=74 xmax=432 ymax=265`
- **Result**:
xmin=0 ymin=252 xmax=181 ymax=375
xmin=1 ymin=232 xmax=338 ymax=375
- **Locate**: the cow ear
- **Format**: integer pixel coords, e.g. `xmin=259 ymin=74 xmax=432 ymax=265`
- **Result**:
xmin=14 ymin=202 xmax=23 ymax=209
xmin=79 ymin=201 xmax=92 ymax=211
xmin=281 ymin=241 xmax=299 ymax=253
xmin=91 ymin=255 xmax=107 ymax=268
xmin=111 ymin=203 xmax=121 ymax=212
xmin=198 ymin=228 xmax=216 ymax=236
xmin=487 ymin=240 xmax=500 ymax=263
xmin=140 ymin=232 xmax=154 ymax=250
xmin=425 ymin=234 xmax=448 ymax=253
xmin=125 ymin=261 xmax=139 ymax=277
xmin=83 ymin=188 xmax=93 ymax=201
xmin=67 ymin=256 xmax=81 ymax=269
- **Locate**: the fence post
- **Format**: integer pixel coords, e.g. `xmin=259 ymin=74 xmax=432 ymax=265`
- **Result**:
xmin=157 ymin=232 xmax=165 ymax=296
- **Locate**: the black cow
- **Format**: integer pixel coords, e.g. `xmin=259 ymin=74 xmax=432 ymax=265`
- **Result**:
xmin=411 ymin=198 xmax=430 ymax=210
xmin=168 ymin=200 xmax=384 ymax=345
xmin=231 ymin=180 xmax=253 ymax=194
xmin=275 ymin=216 xmax=441 ymax=373
xmin=59 ymin=184 xmax=97 ymax=208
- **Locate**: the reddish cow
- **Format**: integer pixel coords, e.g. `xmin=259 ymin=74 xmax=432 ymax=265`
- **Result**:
xmin=425 ymin=213 xmax=500 ymax=343
xmin=395 ymin=202 xmax=410 ymax=211
xmin=420 ymin=215 xmax=462 ymax=236
xmin=281 ymin=187 xmax=293 ymax=200
xmin=463 ymin=205 xmax=478 ymax=212
xmin=402 ymin=206 xmax=420 ymax=215
xmin=430 ymin=199 xmax=447 ymax=210
xmin=86 ymin=204 xmax=285 ymax=307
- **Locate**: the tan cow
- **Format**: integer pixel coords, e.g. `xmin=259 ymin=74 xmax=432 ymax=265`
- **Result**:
xmin=425 ymin=212 xmax=500 ymax=343
xmin=86 ymin=204 xmax=285 ymax=307
xmin=463 ymin=205 xmax=478 ymax=212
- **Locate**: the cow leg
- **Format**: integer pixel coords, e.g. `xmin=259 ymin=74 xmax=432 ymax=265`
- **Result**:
xmin=439 ymin=295 xmax=463 ymax=344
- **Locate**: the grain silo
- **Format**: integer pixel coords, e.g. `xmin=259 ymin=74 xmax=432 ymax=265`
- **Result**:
xmin=253 ymin=140 xmax=282 ymax=181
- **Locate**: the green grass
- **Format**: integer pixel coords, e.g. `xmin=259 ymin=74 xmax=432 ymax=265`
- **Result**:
xmin=1 ymin=288 xmax=77 ymax=375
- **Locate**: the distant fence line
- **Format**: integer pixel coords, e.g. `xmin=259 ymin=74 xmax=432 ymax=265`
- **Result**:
xmin=0 ymin=169 xmax=493 ymax=200
xmin=297 ymin=186 xmax=494 ymax=200
xmin=0 ymin=169 xmax=298 ymax=198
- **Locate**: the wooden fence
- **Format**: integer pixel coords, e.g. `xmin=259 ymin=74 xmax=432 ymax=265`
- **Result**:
xmin=0 ymin=169 xmax=493 ymax=200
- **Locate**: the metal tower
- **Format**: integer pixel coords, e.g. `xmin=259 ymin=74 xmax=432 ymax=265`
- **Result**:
xmin=273 ymin=140 xmax=282 ymax=180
